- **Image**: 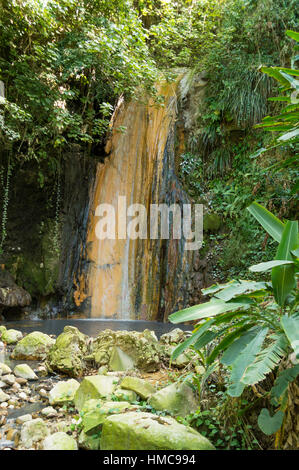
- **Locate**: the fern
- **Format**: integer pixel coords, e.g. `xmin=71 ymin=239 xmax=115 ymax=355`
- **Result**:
xmin=241 ymin=334 xmax=289 ymax=386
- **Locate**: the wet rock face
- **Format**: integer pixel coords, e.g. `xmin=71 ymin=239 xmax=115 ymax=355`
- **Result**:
xmin=90 ymin=329 xmax=161 ymax=372
xmin=100 ymin=412 xmax=215 ymax=450
xmin=11 ymin=331 xmax=55 ymax=360
xmin=46 ymin=326 xmax=88 ymax=377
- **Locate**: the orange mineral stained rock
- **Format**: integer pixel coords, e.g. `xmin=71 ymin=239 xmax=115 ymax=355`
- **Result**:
xmin=86 ymin=76 xmax=193 ymax=320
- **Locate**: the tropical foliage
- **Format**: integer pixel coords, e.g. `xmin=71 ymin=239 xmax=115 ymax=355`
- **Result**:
xmin=170 ymin=202 xmax=299 ymax=437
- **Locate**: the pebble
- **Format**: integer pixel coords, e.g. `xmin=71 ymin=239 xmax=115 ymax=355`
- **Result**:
xmin=39 ymin=389 xmax=48 ymax=398
xmin=15 ymin=378 xmax=27 ymax=385
xmin=0 ymin=402 xmax=8 ymax=409
xmin=18 ymin=392 xmax=27 ymax=400
xmin=12 ymin=382 xmax=21 ymax=391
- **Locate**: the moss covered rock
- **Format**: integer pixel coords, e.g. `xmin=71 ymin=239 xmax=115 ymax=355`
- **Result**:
xmin=100 ymin=412 xmax=215 ymax=450
xmin=20 ymin=418 xmax=49 ymax=448
xmin=120 ymin=376 xmax=155 ymax=399
xmin=114 ymin=388 xmax=137 ymax=402
xmin=74 ymin=375 xmax=119 ymax=411
xmin=43 ymin=432 xmax=78 ymax=450
xmin=90 ymin=329 xmax=160 ymax=372
xmin=47 ymin=326 xmax=88 ymax=377
xmin=148 ymin=382 xmax=199 ymax=417
xmin=11 ymin=331 xmax=55 ymax=360
xmin=82 ymin=399 xmax=138 ymax=433
xmin=0 ymin=325 xmax=7 ymax=337
xmin=2 ymin=329 xmax=23 ymax=344
xmin=49 ymin=379 xmax=80 ymax=405
xmin=78 ymin=429 xmax=101 ymax=450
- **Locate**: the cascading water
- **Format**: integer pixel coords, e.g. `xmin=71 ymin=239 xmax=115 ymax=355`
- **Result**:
xmin=76 ymin=74 xmax=198 ymax=320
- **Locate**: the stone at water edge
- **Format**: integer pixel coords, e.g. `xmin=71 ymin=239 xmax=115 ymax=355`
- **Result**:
xmin=11 ymin=331 xmax=55 ymax=360
xmin=14 ymin=364 xmax=38 ymax=380
xmin=1 ymin=374 xmax=15 ymax=385
xmin=16 ymin=414 xmax=32 ymax=424
xmin=46 ymin=326 xmax=88 ymax=377
xmin=49 ymin=379 xmax=80 ymax=405
xmin=1 ymin=329 xmax=22 ymax=344
xmin=20 ymin=418 xmax=49 ymax=448
xmin=148 ymin=382 xmax=199 ymax=418
xmin=43 ymin=432 xmax=78 ymax=450
xmin=0 ymin=389 xmax=9 ymax=403
xmin=74 ymin=375 xmax=119 ymax=411
xmin=120 ymin=376 xmax=155 ymax=400
xmin=82 ymin=399 xmax=139 ymax=433
xmin=100 ymin=412 xmax=215 ymax=450
xmin=41 ymin=406 xmax=58 ymax=417
xmin=0 ymin=362 xmax=12 ymax=375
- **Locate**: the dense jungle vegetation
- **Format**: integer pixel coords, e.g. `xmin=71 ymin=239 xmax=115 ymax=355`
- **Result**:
xmin=0 ymin=0 xmax=298 ymax=451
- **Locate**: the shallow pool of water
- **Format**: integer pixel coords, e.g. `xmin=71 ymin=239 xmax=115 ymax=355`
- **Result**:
xmin=1 ymin=318 xmax=192 ymax=338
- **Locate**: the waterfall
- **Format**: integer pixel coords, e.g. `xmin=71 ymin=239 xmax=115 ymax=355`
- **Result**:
xmin=79 ymin=75 xmax=195 ymax=320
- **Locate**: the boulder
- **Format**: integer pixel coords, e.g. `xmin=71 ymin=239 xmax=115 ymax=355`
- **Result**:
xmin=90 ymin=329 xmax=160 ymax=372
xmin=120 ymin=376 xmax=155 ymax=399
xmin=49 ymin=379 xmax=80 ymax=405
xmin=100 ymin=412 xmax=215 ymax=450
xmin=43 ymin=432 xmax=78 ymax=450
xmin=20 ymin=418 xmax=49 ymax=448
xmin=74 ymin=375 xmax=119 ymax=411
xmin=47 ymin=326 xmax=88 ymax=377
xmin=14 ymin=364 xmax=37 ymax=380
xmin=11 ymin=331 xmax=55 ymax=360
xmin=82 ymin=399 xmax=138 ymax=433
xmin=0 ymin=269 xmax=31 ymax=310
xmin=1 ymin=329 xmax=22 ymax=344
xmin=148 ymin=382 xmax=199 ymax=417
xmin=159 ymin=329 xmax=195 ymax=368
